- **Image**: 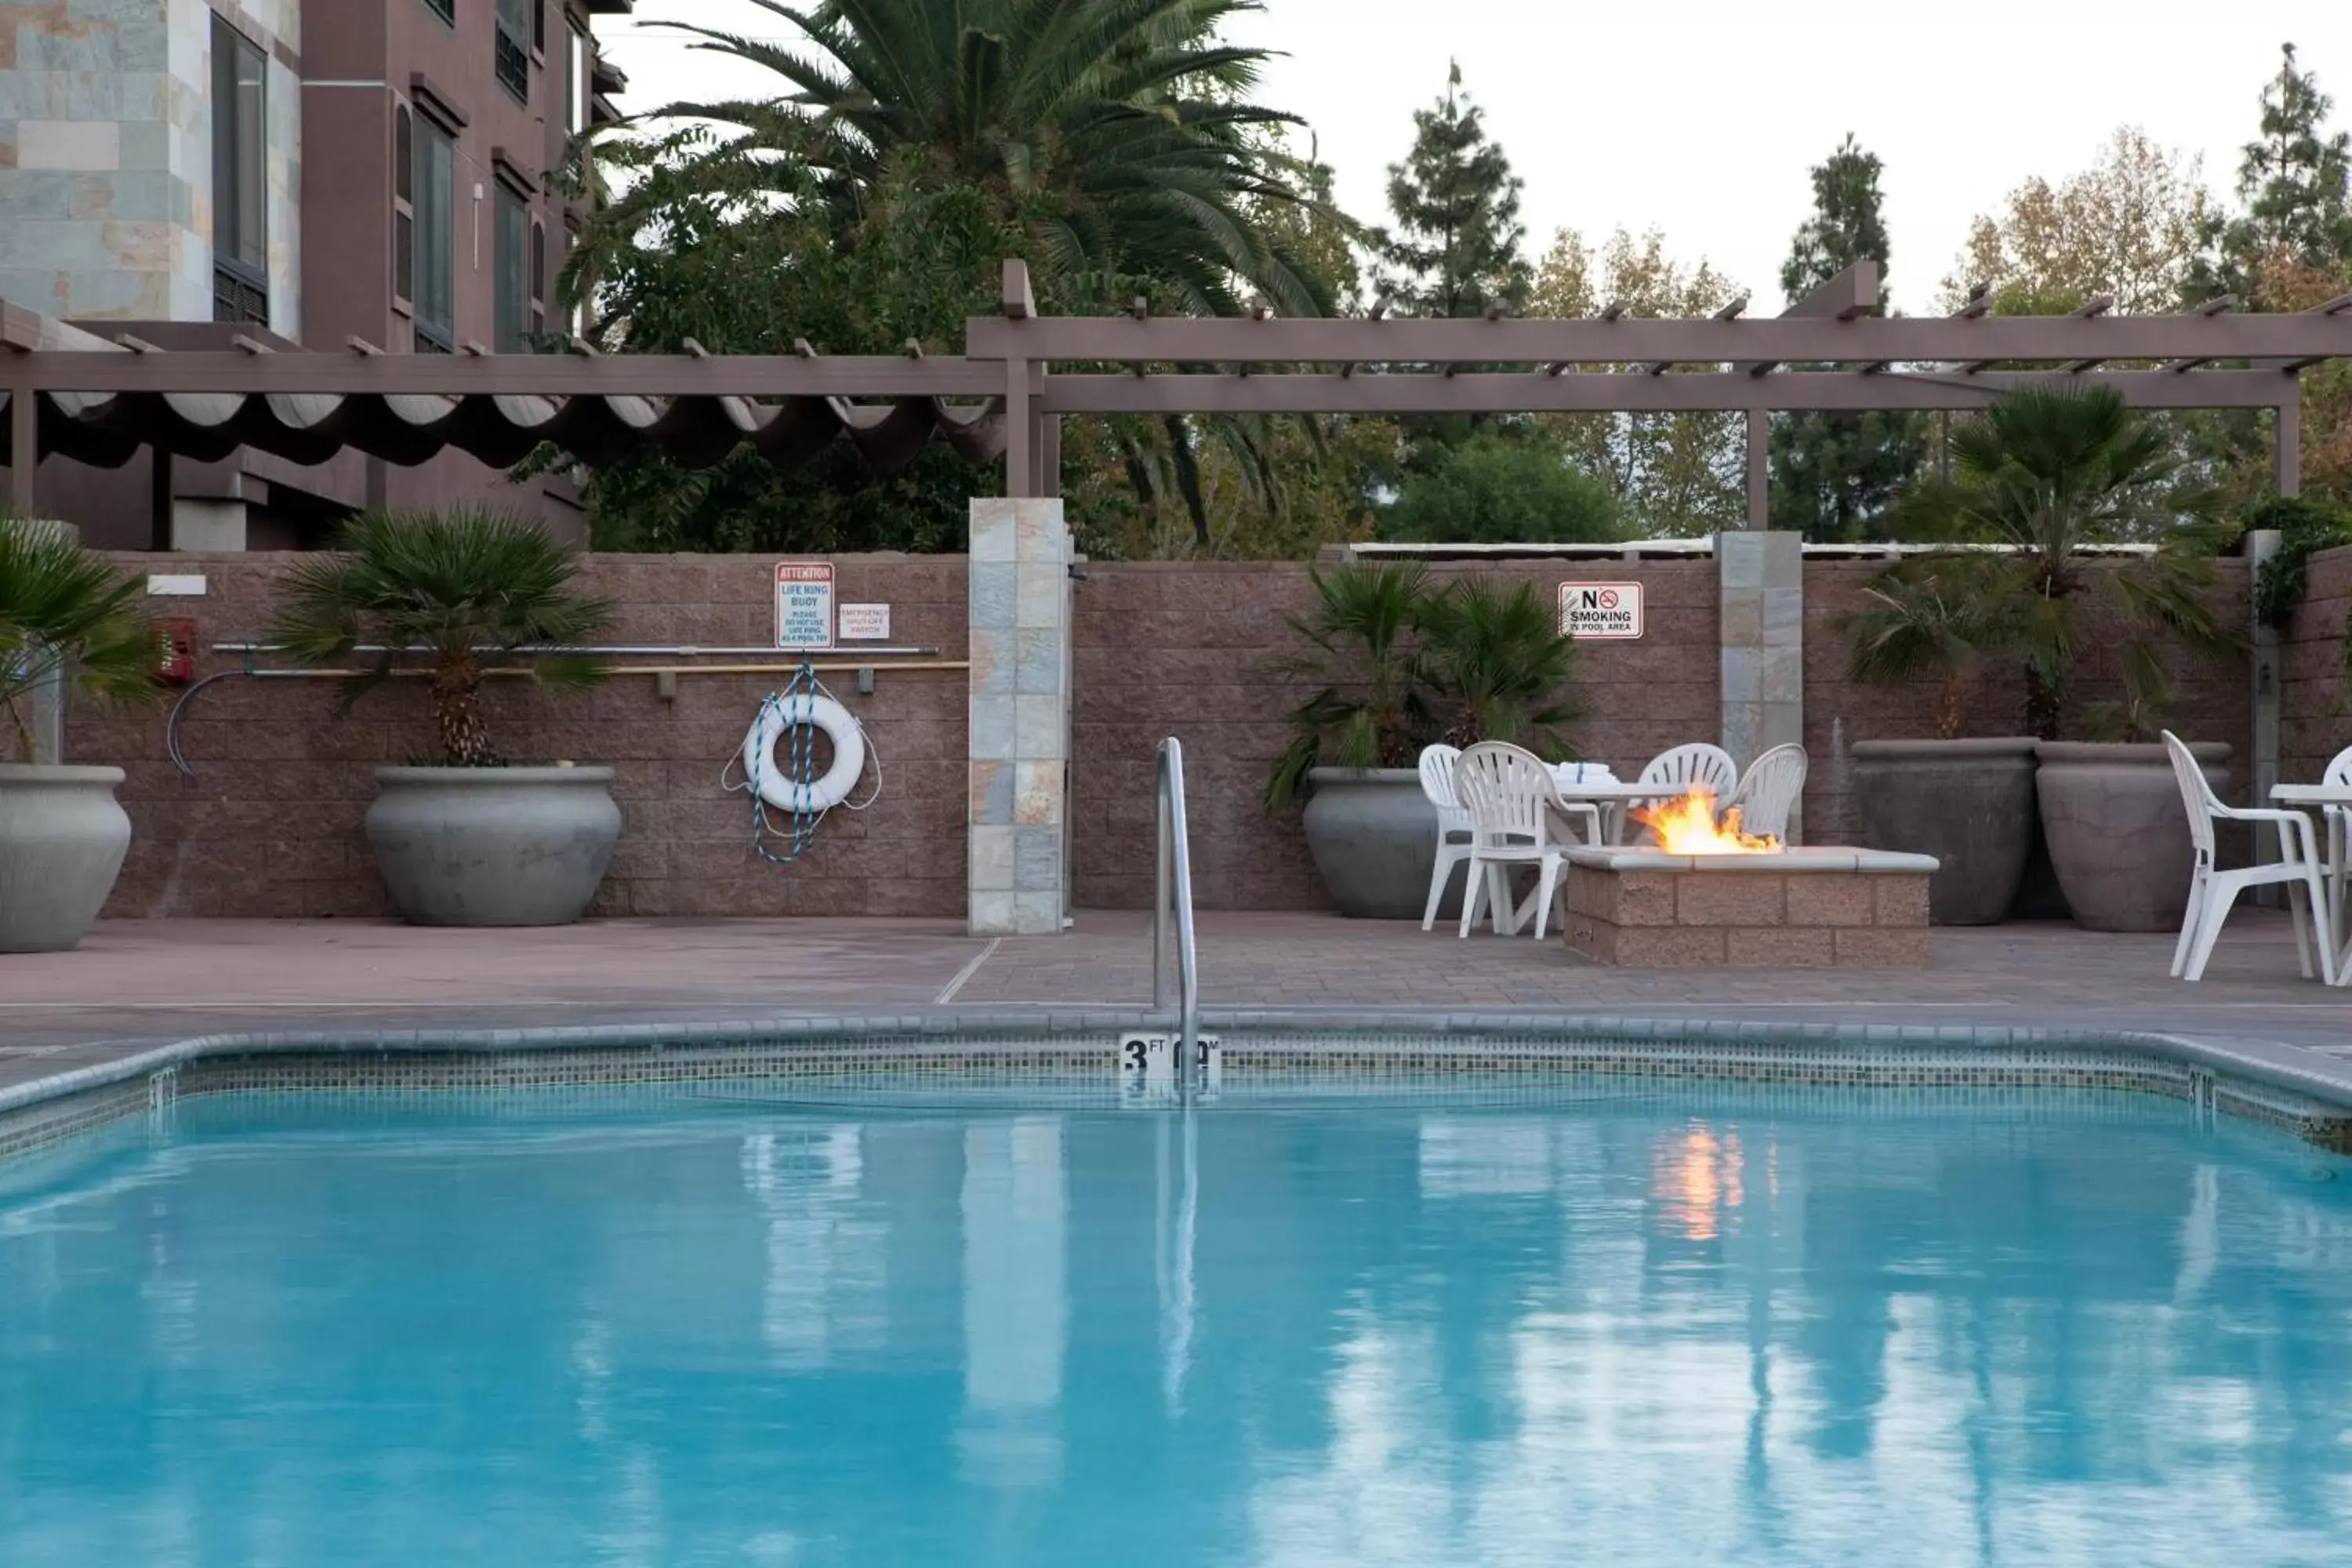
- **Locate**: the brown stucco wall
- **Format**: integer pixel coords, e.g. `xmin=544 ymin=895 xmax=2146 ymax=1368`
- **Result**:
xmin=1066 ymin=559 xmax=1721 ymax=911
xmin=72 ymin=552 xmax=968 ymax=920
xmin=2282 ymin=544 xmax=2352 ymax=786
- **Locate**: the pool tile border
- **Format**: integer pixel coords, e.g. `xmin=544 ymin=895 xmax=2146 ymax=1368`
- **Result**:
xmin=6 ymin=1008 xmax=2352 ymax=1166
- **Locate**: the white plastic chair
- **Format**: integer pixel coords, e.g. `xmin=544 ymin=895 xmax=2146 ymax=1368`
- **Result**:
xmin=1726 ymin=744 xmax=1809 ymax=842
xmin=2324 ymin=745 xmax=2352 ymax=958
xmin=1417 ymin=744 xmax=1475 ymax=932
xmin=1454 ymin=742 xmax=1579 ymax=940
xmin=2163 ymin=731 xmax=2335 ymax=985
xmin=1620 ymin=742 xmax=1740 ymax=844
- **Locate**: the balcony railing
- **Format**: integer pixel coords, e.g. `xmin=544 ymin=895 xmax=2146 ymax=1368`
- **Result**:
xmin=494 ymin=21 xmax=531 ymax=103
xmin=212 ymin=265 xmax=268 ymax=327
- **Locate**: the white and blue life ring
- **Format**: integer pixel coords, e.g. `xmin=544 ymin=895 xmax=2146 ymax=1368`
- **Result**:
xmin=742 ymin=691 xmax=867 ymax=814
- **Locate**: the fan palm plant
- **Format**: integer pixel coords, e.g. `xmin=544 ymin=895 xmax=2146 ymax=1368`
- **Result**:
xmin=1419 ymin=577 xmax=1580 ymax=753
xmin=1840 ymin=557 xmax=2018 ymax=740
xmin=1264 ymin=561 xmax=1436 ymax=809
xmin=267 ymin=510 xmax=612 ymax=768
xmin=1877 ymin=387 xmax=2230 ymax=740
xmin=0 ymin=514 xmax=158 ymax=758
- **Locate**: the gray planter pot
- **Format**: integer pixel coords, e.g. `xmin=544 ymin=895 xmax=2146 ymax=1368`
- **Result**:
xmin=367 ymin=766 xmax=622 ymax=927
xmin=2035 ymin=741 xmax=2228 ymax=934
xmin=1849 ymin=738 xmax=2039 ymax=926
xmin=0 ymin=764 xmax=132 ymax=953
xmin=1301 ymin=768 xmax=1442 ymax=920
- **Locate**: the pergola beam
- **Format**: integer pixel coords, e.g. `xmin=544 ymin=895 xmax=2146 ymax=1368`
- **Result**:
xmin=1036 ymin=368 xmax=2304 ymax=416
xmin=2 ymin=351 xmax=1005 ymax=397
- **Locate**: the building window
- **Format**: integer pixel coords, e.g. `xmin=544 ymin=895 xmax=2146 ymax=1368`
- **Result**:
xmin=565 ymin=21 xmax=589 ymax=138
xmin=494 ymin=185 xmax=528 ymax=353
xmin=528 ymin=220 xmax=547 ymax=338
xmin=412 ymin=114 xmax=456 ymax=352
xmin=532 ymin=0 xmax=547 ymax=56
xmin=494 ymin=0 xmax=532 ymax=103
xmin=392 ymin=104 xmax=416 ymax=310
xmin=422 ymin=0 xmax=454 ymax=26
xmin=211 ymin=16 xmax=268 ymax=325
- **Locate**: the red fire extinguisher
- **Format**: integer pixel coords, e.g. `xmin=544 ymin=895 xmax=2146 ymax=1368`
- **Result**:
xmin=154 ymin=618 xmax=197 ymax=684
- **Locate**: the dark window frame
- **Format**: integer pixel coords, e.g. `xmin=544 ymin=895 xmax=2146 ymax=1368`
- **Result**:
xmin=421 ymin=0 xmax=455 ymax=27
xmin=493 ymin=0 xmax=532 ymax=104
xmin=493 ymin=181 xmax=529 ymax=354
xmin=392 ymin=103 xmax=416 ymax=314
xmin=411 ymin=114 xmax=457 ymax=354
xmin=211 ymin=15 xmax=269 ymax=325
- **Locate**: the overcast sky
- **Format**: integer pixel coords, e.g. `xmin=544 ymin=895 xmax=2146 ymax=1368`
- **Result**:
xmin=601 ymin=1 xmax=2352 ymax=311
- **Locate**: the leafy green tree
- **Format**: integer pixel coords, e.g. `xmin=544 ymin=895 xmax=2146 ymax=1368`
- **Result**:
xmin=1419 ymin=578 xmax=1580 ymax=753
xmin=1533 ymin=227 xmax=1746 ymax=536
xmin=1377 ymin=432 xmax=1623 ymax=545
xmin=1265 ymin=562 xmax=1436 ymax=808
xmin=1371 ymin=61 xmax=1530 ymax=320
xmin=1769 ymin=135 xmax=1929 ymax=541
xmin=2189 ymin=42 xmax=2352 ymax=306
xmin=1940 ymin=128 xmax=2212 ymax=316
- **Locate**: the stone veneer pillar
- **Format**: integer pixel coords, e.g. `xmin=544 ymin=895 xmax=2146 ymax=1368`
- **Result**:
xmin=1718 ymin=531 xmax=1805 ymax=841
xmin=968 ymin=499 xmax=1071 ymax=935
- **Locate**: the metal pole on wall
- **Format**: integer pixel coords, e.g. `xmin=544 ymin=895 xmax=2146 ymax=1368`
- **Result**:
xmin=6 ymin=375 xmax=34 ymax=514
xmin=2252 ymin=386 xmax=2299 ymax=899
xmin=1745 ymin=408 xmax=1769 ymax=531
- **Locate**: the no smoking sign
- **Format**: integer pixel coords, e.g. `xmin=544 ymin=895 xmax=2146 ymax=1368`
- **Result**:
xmin=1559 ymin=581 xmax=1645 ymax=640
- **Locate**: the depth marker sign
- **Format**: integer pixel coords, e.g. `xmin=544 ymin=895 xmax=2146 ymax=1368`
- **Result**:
xmin=775 ymin=561 xmax=837 ymax=650
xmin=1559 ymin=581 xmax=1645 ymax=640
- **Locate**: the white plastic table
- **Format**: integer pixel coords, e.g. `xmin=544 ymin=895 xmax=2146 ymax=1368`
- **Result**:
xmin=2270 ymin=782 xmax=2352 ymax=985
xmin=1484 ymin=775 xmax=1688 ymax=933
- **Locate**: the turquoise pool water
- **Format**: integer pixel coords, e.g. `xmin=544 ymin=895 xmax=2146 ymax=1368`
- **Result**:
xmin=3 ymin=1085 xmax=2350 ymax=1566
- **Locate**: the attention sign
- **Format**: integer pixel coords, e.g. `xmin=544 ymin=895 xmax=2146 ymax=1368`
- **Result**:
xmin=775 ymin=561 xmax=837 ymax=649
xmin=1559 ymin=581 xmax=1645 ymax=640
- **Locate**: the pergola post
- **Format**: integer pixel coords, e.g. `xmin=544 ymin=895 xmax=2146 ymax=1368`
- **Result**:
xmin=1744 ymin=409 xmax=1769 ymax=531
xmin=2275 ymin=389 xmax=2301 ymax=499
xmin=6 ymin=376 xmax=34 ymax=514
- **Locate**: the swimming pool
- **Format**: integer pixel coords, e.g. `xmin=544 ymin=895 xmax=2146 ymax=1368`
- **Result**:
xmin=4 ymin=1083 xmax=2350 ymax=1566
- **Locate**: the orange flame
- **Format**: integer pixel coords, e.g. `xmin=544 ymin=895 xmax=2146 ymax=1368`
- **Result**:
xmin=1632 ymin=788 xmax=1782 ymax=855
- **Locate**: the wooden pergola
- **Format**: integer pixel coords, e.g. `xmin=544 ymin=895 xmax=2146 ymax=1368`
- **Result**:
xmin=6 ymin=259 xmax=2350 ymax=535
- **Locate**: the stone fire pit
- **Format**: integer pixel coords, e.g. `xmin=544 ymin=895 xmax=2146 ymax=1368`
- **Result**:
xmin=1562 ymin=845 xmax=1939 ymax=968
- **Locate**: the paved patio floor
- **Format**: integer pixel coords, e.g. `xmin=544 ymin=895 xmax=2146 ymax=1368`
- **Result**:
xmin=2 ymin=909 xmax=2346 ymax=1093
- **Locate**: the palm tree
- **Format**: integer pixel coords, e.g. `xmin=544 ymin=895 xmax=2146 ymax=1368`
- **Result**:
xmin=600 ymin=0 xmax=1334 ymax=320
xmin=1897 ymin=386 xmax=2230 ymax=739
xmin=267 ymin=511 xmax=612 ymax=768
xmin=0 ymin=514 xmax=158 ymax=757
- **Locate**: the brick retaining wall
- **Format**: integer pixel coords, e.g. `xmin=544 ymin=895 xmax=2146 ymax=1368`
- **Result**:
xmin=74 ymin=554 xmax=970 ymax=919
xmin=61 ymin=546 xmax=2264 ymax=920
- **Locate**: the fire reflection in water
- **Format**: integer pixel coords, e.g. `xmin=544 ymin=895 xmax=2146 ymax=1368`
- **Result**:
xmin=1653 ymin=1124 xmax=1744 ymax=1243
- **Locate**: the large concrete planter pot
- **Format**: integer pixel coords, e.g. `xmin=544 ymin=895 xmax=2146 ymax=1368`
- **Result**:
xmin=0 ymin=764 xmax=132 ymax=953
xmin=367 ymin=766 xmax=622 ymax=927
xmin=1301 ymin=768 xmax=1441 ymax=920
xmin=2035 ymin=741 xmax=2228 ymax=934
xmin=1849 ymin=739 xmax=2038 ymax=925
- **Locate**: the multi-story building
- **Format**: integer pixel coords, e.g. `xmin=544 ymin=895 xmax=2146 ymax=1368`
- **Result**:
xmin=0 ymin=0 xmax=630 ymax=549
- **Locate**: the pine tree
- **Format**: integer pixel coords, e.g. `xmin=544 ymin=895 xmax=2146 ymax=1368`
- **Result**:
xmin=1372 ymin=62 xmax=1531 ymax=319
xmin=1768 ymin=135 xmax=1928 ymax=541
xmin=2187 ymin=42 xmax=2352 ymax=306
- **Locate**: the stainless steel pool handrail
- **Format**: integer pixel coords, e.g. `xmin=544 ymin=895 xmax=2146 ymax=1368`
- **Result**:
xmin=1154 ymin=737 xmax=1203 ymax=1100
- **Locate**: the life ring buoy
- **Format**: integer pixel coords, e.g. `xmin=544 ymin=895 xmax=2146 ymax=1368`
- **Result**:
xmin=742 ymin=691 xmax=867 ymax=814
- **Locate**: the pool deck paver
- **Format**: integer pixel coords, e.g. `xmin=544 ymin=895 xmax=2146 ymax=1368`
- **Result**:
xmin=1 ymin=910 xmax=2347 ymax=1096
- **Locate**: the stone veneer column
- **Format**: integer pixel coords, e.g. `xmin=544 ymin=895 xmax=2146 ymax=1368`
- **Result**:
xmin=968 ymin=499 xmax=1071 ymax=935
xmin=1718 ymin=531 xmax=1805 ymax=841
